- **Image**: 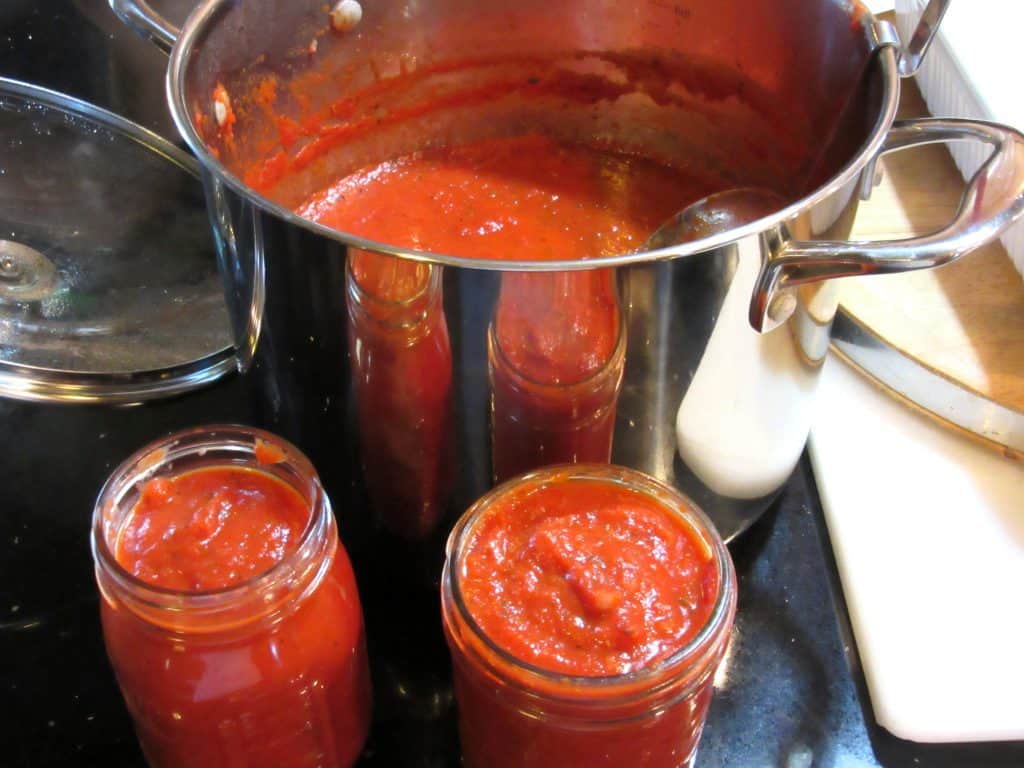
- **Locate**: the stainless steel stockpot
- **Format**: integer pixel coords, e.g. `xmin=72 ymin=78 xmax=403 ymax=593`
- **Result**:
xmin=112 ymin=0 xmax=1024 ymax=540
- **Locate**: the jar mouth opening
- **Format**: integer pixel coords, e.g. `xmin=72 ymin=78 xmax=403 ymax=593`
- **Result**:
xmin=347 ymin=251 xmax=440 ymax=310
xmin=90 ymin=424 xmax=327 ymax=609
xmin=444 ymin=464 xmax=736 ymax=693
xmin=488 ymin=303 xmax=627 ymax=392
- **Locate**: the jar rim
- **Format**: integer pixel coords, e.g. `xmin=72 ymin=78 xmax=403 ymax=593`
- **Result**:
xmin=90 ymin=424 xmax=330 ymax=614
xmin=488 ymin=299 xmax=627 ymax=393
xmin=347 ymin=251 xmax=441 ymax=310
xmin=443 ymin=463 xmax=737 ymax=697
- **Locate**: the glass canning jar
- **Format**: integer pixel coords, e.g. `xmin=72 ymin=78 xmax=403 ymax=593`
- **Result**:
xmin=488 ymin=270 xmax=626 ymax=483
xmin=346 ymin=251 xmax=454 ymax=540
xmin=91 ymin=425 xmax=372 ymax=768
xmin=441 ymin=463 xmax=737 ymax=768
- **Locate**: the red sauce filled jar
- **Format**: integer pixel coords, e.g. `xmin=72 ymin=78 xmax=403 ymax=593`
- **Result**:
xmin=346 ymin=251 xmax=454 ymax=539
xmin=441 ymin=464 xmax=737 ymax=768
xmin=488 ymin=270 xmax=626 ymax=483
xmin=91 ymin=426 xmax=372 ymax=768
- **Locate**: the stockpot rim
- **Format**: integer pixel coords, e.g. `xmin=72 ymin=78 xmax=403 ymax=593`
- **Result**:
xmin=166 ymin=0 xmax=900 ymax=273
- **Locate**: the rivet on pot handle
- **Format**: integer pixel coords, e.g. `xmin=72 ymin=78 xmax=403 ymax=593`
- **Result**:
xmin=108 ymin=0 xmax=180 ymax=54
xmin=751 ymin=118 xmax=1024 ymax=333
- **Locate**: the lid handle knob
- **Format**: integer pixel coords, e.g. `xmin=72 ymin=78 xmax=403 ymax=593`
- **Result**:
xmin=0 ymin=240 xmax=58 ymax=303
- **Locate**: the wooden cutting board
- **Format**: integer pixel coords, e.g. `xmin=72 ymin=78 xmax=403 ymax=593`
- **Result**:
xmin=838 ymin=79 xmax=1024 ymax=456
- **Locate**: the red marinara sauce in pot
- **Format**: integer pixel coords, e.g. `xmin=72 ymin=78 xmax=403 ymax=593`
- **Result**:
xmin=91 ymin=427 xmax=371 ymax=768
xmin=294 ymin=135 xmax=698 ymax=261
xmin=441 ymin=464 xmax=737 ymax=768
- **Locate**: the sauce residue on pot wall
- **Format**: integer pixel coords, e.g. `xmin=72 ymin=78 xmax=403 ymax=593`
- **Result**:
xmin=197 ymin=47 xmax=809 ymax=206
xmin=242 ymin=51 xmax=791 ymax=195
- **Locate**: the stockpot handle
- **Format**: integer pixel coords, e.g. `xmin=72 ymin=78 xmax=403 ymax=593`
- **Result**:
xmin=752 ymin=118 xmax=1024 ymax=333
xmin=108 ymin=0 xmax=180 ymax=54
xmin=896 ymin=0 xmax=951 ymax=77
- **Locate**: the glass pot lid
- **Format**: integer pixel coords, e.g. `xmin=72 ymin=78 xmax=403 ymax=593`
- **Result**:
xmin=0 ymin=77 xmax=235 ymax=403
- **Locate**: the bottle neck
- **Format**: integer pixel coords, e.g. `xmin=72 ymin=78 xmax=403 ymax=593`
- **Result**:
xmin=346 ymin=250 xmax=443 ymax=334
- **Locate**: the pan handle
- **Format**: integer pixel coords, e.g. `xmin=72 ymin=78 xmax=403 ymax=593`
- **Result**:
xmin=751 ymin=118 xmax=1024 ymax=333
xmin=896 ymin=0 xmax=951 ymax=77
xmin=108 ymin=0 xmax=180 ymax=54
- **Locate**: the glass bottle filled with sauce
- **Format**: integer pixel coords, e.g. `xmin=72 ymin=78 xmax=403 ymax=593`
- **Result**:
xmin=91 ymin=426 xmax=372 ymax=768
xmin=488 ymin=268 xmax=626 ymax=482
xmin=346 ymin=251 xmax=454 ymax=540
xmin=441 ymin=464 xmax=737 ymax=768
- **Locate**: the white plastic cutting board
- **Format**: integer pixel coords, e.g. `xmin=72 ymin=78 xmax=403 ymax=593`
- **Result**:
xmin=809 ymin=356 xmax=1024 ymax=743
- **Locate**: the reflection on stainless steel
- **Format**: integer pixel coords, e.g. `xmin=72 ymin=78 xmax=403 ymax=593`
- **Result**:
xmin=617 ymin=262 xmax=679 ymax=484
xmin=107 ymin=0 xmax=1024 ymax=538
xmin=676 ymin=238 xmax=818 ymax=501
xmin=644 ymin=188 xmax=810 ymax=509
xmin=832 ymin=309 xmax=1024 ymax=456
xmin=616 ymin=242 xmax=840 ymax=538
xmin=346 ymin=253 xmax=454 ymax=539
xmin=793 ymin=282 xmax=839 ymax=367
xmin=488 ymin=270 xmax=625 ymax=483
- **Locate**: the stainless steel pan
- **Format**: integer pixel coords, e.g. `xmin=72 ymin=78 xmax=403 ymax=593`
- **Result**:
xmin=110 ymin=0 xmax=1024 ymax=541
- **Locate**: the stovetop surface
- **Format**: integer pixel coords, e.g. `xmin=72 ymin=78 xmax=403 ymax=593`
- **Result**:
xmin=1 ymin=4 xmax=1022 ymax=766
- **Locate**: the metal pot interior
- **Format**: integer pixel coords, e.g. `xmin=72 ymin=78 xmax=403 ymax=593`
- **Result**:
xmin=176 ymin=0 xmax=888 ymax=258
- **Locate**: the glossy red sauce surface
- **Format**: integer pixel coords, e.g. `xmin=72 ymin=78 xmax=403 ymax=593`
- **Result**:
xmin=296 ymin=134 xmax=706 ymax=260
xmin=116 ymin=467 xmax=308 ymax=591
xmin=459 ymin=478 xmax=718 ymax=676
